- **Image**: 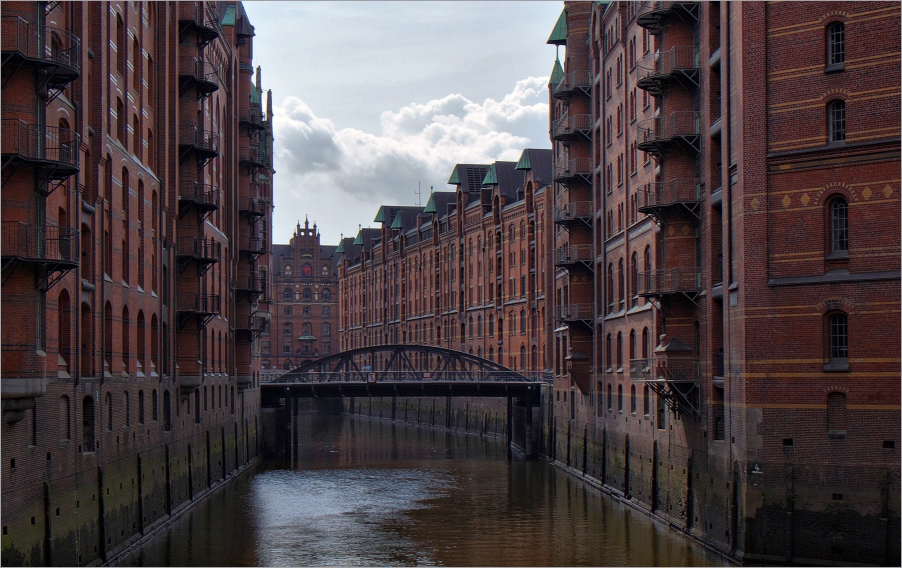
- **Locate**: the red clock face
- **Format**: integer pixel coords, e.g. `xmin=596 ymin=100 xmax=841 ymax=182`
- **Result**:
xmin=302 ymin=263 xmax=312 ymax=277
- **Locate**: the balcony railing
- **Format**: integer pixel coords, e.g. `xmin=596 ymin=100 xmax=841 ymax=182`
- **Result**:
xmin=636 ymin=46 xmax=699 ymax=95
xmin=553 ymin=244 xmax=593 ymax=267
xmin=178 ymin=124 xmax=219 ymax=159
xmin=637 ymin=111 xmax=700 ymax=156
xmin=239 ymin=102 xmax=265 ymax=130
xmin=637 ymin=178 xmax=701 ymax=211
xmin=177 ymin=2 xmax=222 ymax=45
xmin=235 ymin=275 xmax=263 ymax=293
xmin=555 ymin=303 xmax=594 ymax=322
xmin=553 ymin=201 xmax=593 ymax=224
xmin=1 ymin=119 xmax=80 ymax=174
xmin=177 ymin=292 xmax=221 ymax=315
xmin=176 ymin=237 xmax=221 ymax=263
xmin=552 ymin=70 xmax=592 ymax=99
xmin=552 ymin=158 xmax=593 ymax=183
xmin=1 ymin=221 xmax=78 ymax=265
xmin=239 ymin=197 xmax=266 ymax=217
xmin=239 ymin=236 xmax=265 ymax=255
xmin=178 ymin=180 xmax=220 ymax=214
xmin=638 ymin=267 xmax=702 ymax=296
xmin=636 ymin=1 xmax=699 ymax=34
xmin=239 ymin=144 xmax=266 ymax=168
xmin=1 ymin=17 xmax=81 ymax=86
xmin=178 ymin=56 xmax=220 ymax=95
xmin=552 ymin=114 xmax=592 ymax=140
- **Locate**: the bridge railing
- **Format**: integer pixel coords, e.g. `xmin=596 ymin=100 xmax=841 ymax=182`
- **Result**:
xmin=261 ymin=370 xmax=553 ymax=385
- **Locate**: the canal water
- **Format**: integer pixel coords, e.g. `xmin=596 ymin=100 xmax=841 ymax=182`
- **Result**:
xmin=117 ymin=412 xmax=729 ymax=566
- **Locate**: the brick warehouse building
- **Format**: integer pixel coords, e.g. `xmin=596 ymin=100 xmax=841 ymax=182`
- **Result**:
xmin=264 ymin=218 xmax=340 ymax=372
xmin=548 ymin=1 xmax=900 ymax=565
xmin=1 ymin=2 xmax=274 ymax=565
xmin=337 ymin=150 xmax=555 ymax=374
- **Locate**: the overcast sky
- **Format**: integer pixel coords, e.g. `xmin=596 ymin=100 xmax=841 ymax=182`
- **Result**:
xmin=241 ymin=1 xmax=564 ymax=245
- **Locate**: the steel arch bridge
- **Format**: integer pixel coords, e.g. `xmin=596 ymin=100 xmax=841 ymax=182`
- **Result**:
xmin=261 ymin=345 xmax=550 ymax=396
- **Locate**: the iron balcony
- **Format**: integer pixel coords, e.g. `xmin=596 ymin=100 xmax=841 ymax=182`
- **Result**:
xmin=638 ymin=267 xmax=702 ymax=296
xmin=178 ymin=180 xmax=220 ymax=217
xmin=552 ymin=70 xmax=592 ymax=100
xmin=636 ymin=111 xmax=700 ymax=157
xmin=636 ymin=46 xmax=700 ymax=96
xmin=551 ymin=114 xmax=592 ymax=141
xmin=1 ymin=221 xmax=79 ymax=266
xmin=636 ymin=1 xmax=700 ymax=35
xmin=553 ymin=201 xmax=593 ymax=226
xmin=176 ymin=237 xmax=221 ymax=264
xmin=239 ymin=144 xmax=266 ymax=168
xmin=637 ymin=178 xmax=701 ymax=212
xmin=554 ymin=303 xmax=594 ymax=323
xmin=239 ymin=197 xmax=267 ymax=218
xmin=1 ymin=119 xmax=80 ymax=179
xmin=177 ymin=2 xmax=221 ymax=45
xmin=178 ymin=124 xmax=219 ymax=161
xmin=239 ymin=102 xmax=265 ymax=131
xmin=553 ymin=244 xmax=594 ymax=268
xmin=552 ymin=158 xmax=593 ymax=184
xmin=178 ymin=56 xmax=220 ymax=96
xmin=1 ymin=16 xmax=81 ymax=88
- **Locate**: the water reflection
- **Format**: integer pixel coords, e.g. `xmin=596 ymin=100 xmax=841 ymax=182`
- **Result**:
xmin=117 ymin=413 xmax=729 ymax=566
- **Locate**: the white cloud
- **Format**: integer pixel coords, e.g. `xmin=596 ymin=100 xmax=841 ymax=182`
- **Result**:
xmin=271 ymin=76 xmax=551 ymax=244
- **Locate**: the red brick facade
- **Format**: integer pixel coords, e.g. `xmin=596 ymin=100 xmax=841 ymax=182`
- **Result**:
xmin=338 ymin=151 xmax=554 ymax=375
xmin=264 ymin=219 xmax=340 ymax=373
xmin=549 ymin=2 xmax=900 ymax=564
xmin=1 ymin=2 xmax=273 ymax=564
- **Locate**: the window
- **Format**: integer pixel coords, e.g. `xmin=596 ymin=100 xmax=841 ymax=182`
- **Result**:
xmin=630 ymin=385 xmax=637 ymax=414
xmin=283 ymin=288 xmax=291 ymax=300
xmin=284 ymin=305 xmax=292 ymax=316
xmin=303 ymin=289 xmax=311 ymax=301
xmin=826 ymin=22 xmax=844 ymax=69
xmin=618 ymin=384 xmax=623 ymax=412
xmin=827 ymin=100 xmax=845 ymax=143
xmin=825 ymin=312 xmax=849 ymax=371
xmin=827 ymin=392 xmax=848 ymax=437
xmin=829 ymin=196 xmax=848 ymax=255
xmin=322 ymin=289 xmax=331 ymax=300
xmin=82 ymin=396 xmax=95 ymax=451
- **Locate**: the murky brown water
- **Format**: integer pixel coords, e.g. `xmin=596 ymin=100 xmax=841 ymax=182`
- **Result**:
xmin=118 ymin=412 xmax=730 ymax=566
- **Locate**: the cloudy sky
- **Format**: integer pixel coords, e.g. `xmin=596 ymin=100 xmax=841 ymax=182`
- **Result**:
xmin=241 ymin=1 xmax=564 ymax=245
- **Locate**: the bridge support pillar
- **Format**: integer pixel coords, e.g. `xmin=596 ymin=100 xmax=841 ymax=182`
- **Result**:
xmin=292 ymin=394 xmax=299 ymax=466
xmin=524 ymin=393 xmax=534 ymax=458
xmin=506 ymin=396 xmax=513 ymax=460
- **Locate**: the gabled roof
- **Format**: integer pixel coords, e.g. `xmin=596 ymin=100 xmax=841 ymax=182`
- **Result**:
xmin=423 ymin=191 xmax=457 ymax=219
xmin=517 ymin=148 xmax=553 ymax=188
xmin=490 ymin=161 xmax=524 ymax=201
xmin=547 ymin=9 xmax=567 ymax=45
xmin=389 ymin=207 xmax=425 ymax=232
xmin=448 ymin=164 xmax=490 ymax=193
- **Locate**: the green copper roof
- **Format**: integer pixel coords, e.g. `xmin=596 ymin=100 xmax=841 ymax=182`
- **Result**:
xmin=374 ymin=206 xmax=387 ymax=223
xmin=353 ymin=231 xmax=364 ymax=246
xmin=515 ymin=150 xmax=532 ymax=171
xmin=549 ymin=57 xmax=564 ymax=85
xmin=447 ymin=166 xmax=460 ymax=185
xmin=335 ymin=240 xmax=345 ymax=254
xmin=297 ymin=335 xmax=317 ymax=342
xmin=424 ymin=193 xmax=437 ymax=214
xmin=547 ymin=9 xmax=567 ymax=45
xmin=391 ymin=214 xmax=404 ymax=229
xmin=482 ymin=164 xmax=498 ymax=185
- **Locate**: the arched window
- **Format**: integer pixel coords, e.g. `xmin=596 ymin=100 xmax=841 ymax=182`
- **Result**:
xmin=163 ymin=390 xmax=171 ymax=431
xmin=520 ymin=345 xmax=527 ymax=370
xmin=618 ymin=384 xmax=624 ymax=412
xmin=136 ymin=310 xmax=145 ymax=371
xmin=629 ymin=329 xmax=636 ymax=368
xmin=152 ymin=389 xmax=158 ymax=421
xmin=124 ymin=391 xmax=130 ymax=427
xmin=302 ymin=322 xmax=312 ymax=335
xmin=826 ymin=311 xmax=849 ymax=371
xmin=303 ymin=289 xmax=311 ymax=301
xmin=630 ymin=385 xmax=637 ymax=414
xmin=468 ymin=316 xmax=474 ymax=339
xmin=283 ymin=288 xmax=291 ymax=300
xmin=616 ymin=332 xmax=623 ymax=369
xmin=520 ymin=309 xmax=526 ymax=334
xmin=829 ymin=196 xmax=848 ymax=255
xmin=477 ymin=315 xmax=483 ymax=338
xmin=826 ymin=22 xmax=844 ymax=68
xmin=488 ymin=314 xmax=494 ymax=336
xmin=630 ymin=252 xmax=638 ymax=306
xmin=827 ymin=392 xmax=847 ymax=436
xmin=606 ymin=334 xmax=613 ymax=370
xmin=607 ymin=263 xmax=614 ymax=312
xmin=322 ymin=289 xmax=331 ymax=300
xmin=607 ymin=383 xmax=613 ymax=410
xmin=642 ymin=327 xmax=650 ymax=359
xmin=283 ymin=360 xmax=293 ymax=371
xmin=643 ymin=385 xmax=650 ymax=415
xmin=618 ymin=258 xmax=626 ymax=307
xmin=121 ymin=306 xmax=130 ymax=372
xmin=827 ymin=99 xmax=845 ymax=142
xmin=488 ymin=346 xmax=494 ymax=362
xmin=58 ymin=289 xmax=71 ymax=371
